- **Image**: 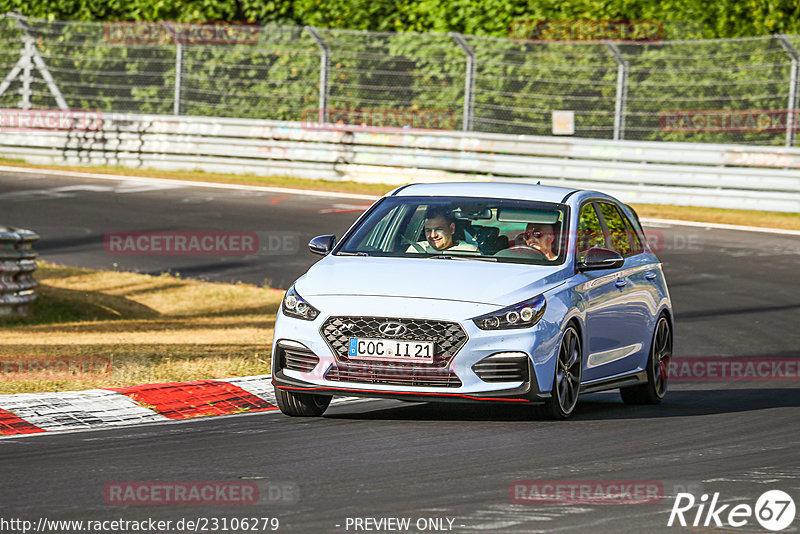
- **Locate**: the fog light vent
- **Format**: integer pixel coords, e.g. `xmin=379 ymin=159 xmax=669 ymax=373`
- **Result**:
xmin=472 ymin=353 xmax=529 ymax=383
xmin=276 ymin=341 xmax=319 ymax=373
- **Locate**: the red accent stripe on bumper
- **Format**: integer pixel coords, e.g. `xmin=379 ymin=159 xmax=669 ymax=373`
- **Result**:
xmin=111 ymin=380 xmax=278 ymax=419
xmin=0 ymin=408 xmax=45 ymax=435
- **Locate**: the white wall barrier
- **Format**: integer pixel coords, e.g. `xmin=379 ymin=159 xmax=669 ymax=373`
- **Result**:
xmin=2 ymin=112 xmax=800 ymax=212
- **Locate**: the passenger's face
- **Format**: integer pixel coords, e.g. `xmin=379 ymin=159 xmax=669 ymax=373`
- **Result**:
xmin=424 ymin=216 xmax=455 ymax=250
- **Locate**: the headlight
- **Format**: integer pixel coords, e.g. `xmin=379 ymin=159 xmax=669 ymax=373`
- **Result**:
xmin=472 ymin=295 xmax=546 ymax=330
xmin=282 ymin=286 xmax=320 ymax=321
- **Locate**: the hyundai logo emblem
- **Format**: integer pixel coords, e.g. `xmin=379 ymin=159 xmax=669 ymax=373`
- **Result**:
xmin=378 ymin=321 xmax=407 ymax=337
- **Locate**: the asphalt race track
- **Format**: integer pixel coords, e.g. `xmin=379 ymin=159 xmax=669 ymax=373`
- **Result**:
xmin=1 ymin=169 xmax=799 ymax=533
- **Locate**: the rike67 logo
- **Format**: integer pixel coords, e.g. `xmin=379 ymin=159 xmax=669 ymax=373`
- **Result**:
xmin=668 ymin=490 xmax=796 ymax=531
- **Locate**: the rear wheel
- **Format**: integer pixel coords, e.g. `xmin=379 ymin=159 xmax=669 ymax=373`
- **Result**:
xmin=275 ymin=387 xmax=331 ymax=417
xmin=535 ymin=325 xmax=582 ymax=420
xmin=620 ymin=315 xmax=672 ymax=405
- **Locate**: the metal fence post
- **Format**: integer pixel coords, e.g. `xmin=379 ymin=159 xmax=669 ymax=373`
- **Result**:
xmin=305 ymin=26 xmax=330 ymax=124
xmin=174 ymin=42 xmax=184 ymax=116
xmin=20 ymin=38 xmax=32 ymax=109
xmin=776 ymin=34 xmax=799 ymax=147
xmin=450 ymin=32 xmax=476 ymax=132
xmin=606 ymin=43 xmax=628 ymax=141
xmin=0 ymin=12 xmax=68 ymax=109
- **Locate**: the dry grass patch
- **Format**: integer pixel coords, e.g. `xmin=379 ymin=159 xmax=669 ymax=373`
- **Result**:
xmin=632 ymin=204 xmax=800 ymax=231
xmin=0 ymin=263 xmax=283 ymax=394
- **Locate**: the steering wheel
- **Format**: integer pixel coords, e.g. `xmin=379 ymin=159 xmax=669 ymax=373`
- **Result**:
xmin=505 ymin=245 xmax=547 ymax=259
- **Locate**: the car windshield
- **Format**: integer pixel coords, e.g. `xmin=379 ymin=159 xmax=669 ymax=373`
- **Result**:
xmin=337 ymin=196 xmax=569 ymax=265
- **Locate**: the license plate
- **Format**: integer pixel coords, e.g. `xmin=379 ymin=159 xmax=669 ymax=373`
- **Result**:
xmin=348 ymin=338 xmax=434 ymax=363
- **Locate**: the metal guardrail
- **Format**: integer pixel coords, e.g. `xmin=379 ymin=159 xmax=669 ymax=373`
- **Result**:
xmin=1 ymin=112 xmax=800 ymax=212
xmin=0 ymin=226 xmax=38 ymax=317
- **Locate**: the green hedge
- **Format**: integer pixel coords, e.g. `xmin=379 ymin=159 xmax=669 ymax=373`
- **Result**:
xmin=2 ymin=0 xmax=800 ymax=39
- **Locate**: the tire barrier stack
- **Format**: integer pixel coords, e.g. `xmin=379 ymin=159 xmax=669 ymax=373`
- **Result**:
xmin=0 ymin=226 xmax=39 ymax=317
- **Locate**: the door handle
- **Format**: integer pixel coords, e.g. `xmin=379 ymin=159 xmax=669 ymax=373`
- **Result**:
xmin=615 ymin=279 xmax=627 ymax=288
xmin=645 ymin=272 xmax=657 ymax=281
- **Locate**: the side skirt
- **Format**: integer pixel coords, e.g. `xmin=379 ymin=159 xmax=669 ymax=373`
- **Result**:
xmin=579 ymin=370 xmax=647 ymax=394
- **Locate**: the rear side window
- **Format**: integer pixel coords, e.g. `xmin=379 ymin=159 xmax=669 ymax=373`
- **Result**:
xmin=597 ymin=202 xmax=634 ymax=256
xmin=576 ymin=203 xmax=605 ymax=262
xmin=622 ymin=213 xmax=644 ymax=254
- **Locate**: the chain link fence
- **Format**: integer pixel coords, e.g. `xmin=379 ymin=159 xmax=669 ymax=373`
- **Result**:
xmin=0 ymin=13 xmax=799 ymax=146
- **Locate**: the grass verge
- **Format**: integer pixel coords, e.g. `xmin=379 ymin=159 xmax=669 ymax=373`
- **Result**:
xmin=0 ymin=262 xmax=282 ymax=394
xmin=1 ymin=158 xmax=798 ymax=230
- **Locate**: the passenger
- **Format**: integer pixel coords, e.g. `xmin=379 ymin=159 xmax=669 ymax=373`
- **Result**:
xmin=518 ymin=222 xmax=558 ymax=260
xmin=408 ymin=208 xmax=479 ymax=253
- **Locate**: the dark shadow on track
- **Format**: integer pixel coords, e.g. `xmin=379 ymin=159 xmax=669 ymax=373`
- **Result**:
xmin=676 ymin=303 xmax=800 ymax=319
xmin=35 ymin=234 xmax=104 ymax=253
xmin=322 ymin=388 xmax=800 ymax=422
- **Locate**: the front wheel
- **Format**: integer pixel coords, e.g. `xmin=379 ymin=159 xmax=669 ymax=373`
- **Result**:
xmin=275 ymin=387 xmax=331 ymax=417
xmin=535 ymin=325 xmax=582 ymax=420
xmin=620 ymin=315 xmax=672 ymax=405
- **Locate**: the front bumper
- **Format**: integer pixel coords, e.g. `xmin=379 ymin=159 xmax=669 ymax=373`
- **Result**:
xmin=271 ymin=305 xmax=554 ymax=404
xmin=272 ymin=295 xmax=560 ymax=403
xmin=272 ymin=360 xmax=548 ymax=404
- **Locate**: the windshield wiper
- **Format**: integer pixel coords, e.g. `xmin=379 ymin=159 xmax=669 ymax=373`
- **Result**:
xmin=428 ymin=255 xmax=497 ymax=262
xmin=337 ymin=251 xmax=371 ymax=256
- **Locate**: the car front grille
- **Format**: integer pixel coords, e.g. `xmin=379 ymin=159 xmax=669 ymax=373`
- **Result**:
xmin=320 ymin=316 xmax=468 ymax=388
xmin=321 ymin=316 xmax=468 ymax=365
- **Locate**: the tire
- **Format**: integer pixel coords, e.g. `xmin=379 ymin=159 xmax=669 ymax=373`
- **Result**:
xmin=620 ymin=315 xmax=672 ymax=405
xmin=535 ymin=325 xmax=582 ymax=420
xmin=274 ymin=387 xmax=332 ymax=417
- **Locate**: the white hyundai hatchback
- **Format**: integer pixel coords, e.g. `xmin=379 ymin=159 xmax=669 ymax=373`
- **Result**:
xmin=271 ymin=182 xmax=673 ymax=419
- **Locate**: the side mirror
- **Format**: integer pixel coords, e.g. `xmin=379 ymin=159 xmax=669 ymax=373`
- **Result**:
xmin=308 ymin=234 xmax=336 ymax=255
xmin=577 ymin=247 xmax=624 ymax=272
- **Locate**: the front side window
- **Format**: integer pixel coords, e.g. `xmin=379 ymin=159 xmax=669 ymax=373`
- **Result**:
xmin=337 ymin=196 xmax=569 ymax=265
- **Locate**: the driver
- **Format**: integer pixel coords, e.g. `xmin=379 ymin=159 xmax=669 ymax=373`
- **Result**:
xmin=517 ymin=222 xmax=558 ymax=260
xmin=408 ymin=208 xmax=479 ymax=253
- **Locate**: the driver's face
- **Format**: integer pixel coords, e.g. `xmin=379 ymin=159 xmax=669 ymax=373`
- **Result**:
xmin=424 ymin=216 xmax=455 ymax=250
xmin=525 ymin=224 xmax=556 ymax=252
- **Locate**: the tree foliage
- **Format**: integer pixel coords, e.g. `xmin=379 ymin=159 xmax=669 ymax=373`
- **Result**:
xmin=2 ymin=0 xmax=800 ymax=38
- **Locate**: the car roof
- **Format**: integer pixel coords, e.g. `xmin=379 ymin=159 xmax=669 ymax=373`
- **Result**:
xmin=389 ymin=182 xmax=579 ymax=204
